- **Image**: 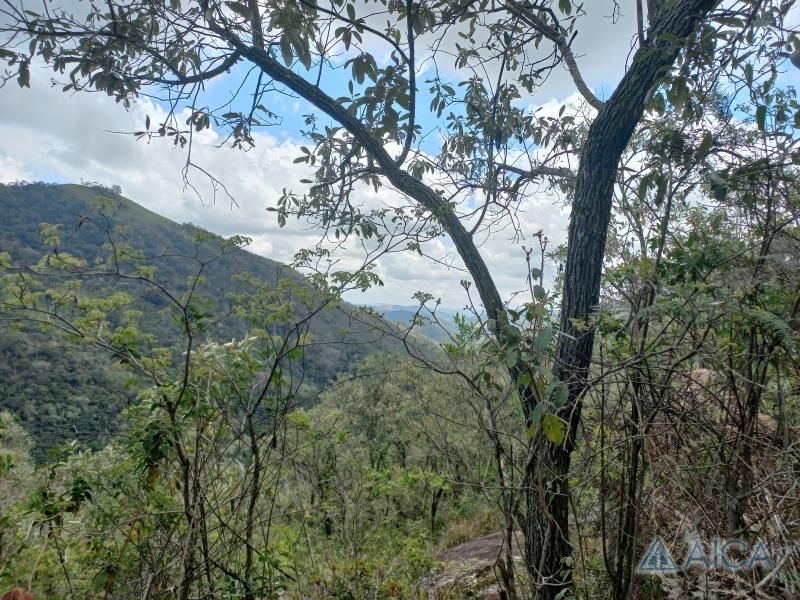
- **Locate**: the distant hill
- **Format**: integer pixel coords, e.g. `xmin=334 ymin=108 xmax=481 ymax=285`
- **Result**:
xmin=369 ymin=304 xmax=475 ymax=342
xmin=0 ymin=182 xmax=410 ymax=456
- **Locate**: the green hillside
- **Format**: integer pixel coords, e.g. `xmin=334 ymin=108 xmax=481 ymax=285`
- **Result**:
xmin=0 ymin=182 xmax=404 ymax=456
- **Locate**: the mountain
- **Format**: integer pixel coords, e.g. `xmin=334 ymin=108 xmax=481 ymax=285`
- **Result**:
xmin=0 ymin=182 xmax=409 ymax=456
xmin=369 ymin=304 xmax=475 ymax=343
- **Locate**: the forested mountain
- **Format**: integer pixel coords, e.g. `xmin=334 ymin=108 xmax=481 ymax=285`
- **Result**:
xmin=0 ymin=182 xmax=407 ymax=455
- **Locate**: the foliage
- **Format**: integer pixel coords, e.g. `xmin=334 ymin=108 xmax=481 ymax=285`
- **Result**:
xmin=0 ymin=182 xmax=410 ymax=454
xmin=1 ymin=0 xmax=800 ymax=597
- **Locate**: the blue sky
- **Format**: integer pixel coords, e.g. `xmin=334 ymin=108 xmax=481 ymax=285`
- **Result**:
xmin=1 ymin=1 xmax=797 ymax=307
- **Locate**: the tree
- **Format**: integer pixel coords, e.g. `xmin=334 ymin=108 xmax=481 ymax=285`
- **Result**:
xmin=0 ymin=412 xmax=34 ymax=582
xmin=1 ymin=0 xmax=796 ymax=595
xmin=0 ymin=208 xmax=336 ymax=599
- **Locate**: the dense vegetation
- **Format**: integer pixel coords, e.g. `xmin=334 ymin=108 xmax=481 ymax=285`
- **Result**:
xmin=1 ymin=0 xmax=800 ymax=598
xmin=0 ymin=330 xmax=133 ymax=457
xmin=0 ymin=182 xmax=417 ymax=455
xmin=1 ymin=152 xmax=797 ymax=598
xmin=0 ymin=204 xmax=496 ymax=598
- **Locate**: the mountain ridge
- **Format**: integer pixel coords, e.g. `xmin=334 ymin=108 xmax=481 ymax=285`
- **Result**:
xmin=0 ymin=181 xmax=415 ymax=455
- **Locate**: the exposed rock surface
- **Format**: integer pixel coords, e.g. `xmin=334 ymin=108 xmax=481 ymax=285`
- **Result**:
xmin=427 ymin=532 xmax=521 ymax=599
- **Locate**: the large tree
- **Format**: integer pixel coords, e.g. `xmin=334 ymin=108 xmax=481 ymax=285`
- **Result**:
xmin=1 ymin=0 xmax=795 ymax=596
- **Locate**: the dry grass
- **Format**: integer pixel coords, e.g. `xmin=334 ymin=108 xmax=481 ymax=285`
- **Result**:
xmin=437 ymin=506 xmax=500 ymax=551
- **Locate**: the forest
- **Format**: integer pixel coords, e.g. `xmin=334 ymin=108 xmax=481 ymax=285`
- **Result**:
xmin=0 ymin=182 xmax=415 ymax=457
xmin=0 ymin=0 xmax=799 ymax=599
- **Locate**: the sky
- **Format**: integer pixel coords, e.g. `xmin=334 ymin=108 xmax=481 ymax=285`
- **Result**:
xmin=0 ymin=1 xmax=682 ymax=308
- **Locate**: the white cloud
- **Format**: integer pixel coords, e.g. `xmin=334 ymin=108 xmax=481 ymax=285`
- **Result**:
xmin=0 ymin=152 xmax=28 ymax=181
xmin=0 ymin=0 xmax=659 ymax=310
xmin=0 ymin=61 xmax=570 ymax=309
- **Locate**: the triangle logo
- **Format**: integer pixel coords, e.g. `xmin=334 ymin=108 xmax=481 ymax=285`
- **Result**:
xmin=637 ymin=536 xmax=678 ymax=573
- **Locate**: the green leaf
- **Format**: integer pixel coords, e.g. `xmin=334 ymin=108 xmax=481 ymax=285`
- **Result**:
xmin=505 ymin=347 xmax=518 ymax=367
xmin=527 ymin=403 xmax=546 ymax=438
xmin=549 ymin=381 xmax=569 ymax=408
xmin=709 ymin=170 xmax=727 ymax=202
xmin=744 ymin=308 xmax=796 ymax=351
xmin=225 ymin=1 xmax=253 ymax=19
xmin=756 ymin=104 xmax=767 ymax=131
xmin=542 ymin=413 xmax=567 ymax=445
xmin=17 ymin=61 xmax=30 ymax=88
xmin=503 ymin=323 xmax=521 ymax=341
xmin=697 ymin=131 xmax=713 ymax=158
xmin=295 ymin=40 xmax=312 ymax=70
xmin=533 ymin=285 xmax=546 ymax=301
xmin=531 ymin=402 xmax=545 ymax=424
xmin=534 ymin=328 xmax=554 ymax=353
xmin=669 ymin=76 xmax=688 ymax=109
xmin=654 ymin=174 xmax=667 ymax=207
xmin=280 ymin=37 xmax=293 ymax=67
xmin=352 ymin=58 xmax=365 ymax=84
xmin=558 ymin=0 xmax=571 ymax=15
xmin=92 ymin=571 xmax=108 ymax=592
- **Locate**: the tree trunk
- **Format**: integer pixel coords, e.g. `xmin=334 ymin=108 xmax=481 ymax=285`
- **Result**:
xmin=529 ymin=2 xmax=718 ymax=597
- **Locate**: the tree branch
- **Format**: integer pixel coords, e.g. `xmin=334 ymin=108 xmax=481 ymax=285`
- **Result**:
xmin=495 ymin=162 xmax=576 ymax=185
xmin=211 ymin=24 xmax=508 ymax=331
xmin=507 ymin=1 xmax=605 ymax=111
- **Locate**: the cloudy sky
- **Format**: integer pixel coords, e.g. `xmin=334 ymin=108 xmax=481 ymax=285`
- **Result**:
xmin=0 ymin=2 xmax=647 ymax=308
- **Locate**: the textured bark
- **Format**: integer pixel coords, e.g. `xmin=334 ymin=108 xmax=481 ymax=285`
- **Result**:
xmin=528 ymin=1 xmax=719 ymax=597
